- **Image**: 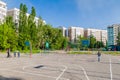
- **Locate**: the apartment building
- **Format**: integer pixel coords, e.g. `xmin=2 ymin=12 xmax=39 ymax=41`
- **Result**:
xmin=101 ymin=30 xmax=108 ymax=45
xmin=0 ymin=1 xmax=7 ymax=22
xmin=68 ymin=27 xmax=84 ymax=42
xmin=118 ymin=26 xmax=120 ymax=33
xmin=59 ymin=26 xmax=67 ymax=37
xmin=107 ymin=24 xmax=120 ymax=46
xmin=84 ymin=28 xmax=107 ymax=45
xmin=7 ymin=8 xmax=19 ymax=24
xmin=7 ymin=8 xmax=46 ymax=26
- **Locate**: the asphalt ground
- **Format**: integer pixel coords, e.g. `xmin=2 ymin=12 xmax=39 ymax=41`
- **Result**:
xmin=0 ymin=52 xmax=119 ymax=80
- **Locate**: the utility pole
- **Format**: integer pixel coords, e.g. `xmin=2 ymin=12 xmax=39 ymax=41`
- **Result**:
xmin=30 ymin=41 xmax=32 ymax=58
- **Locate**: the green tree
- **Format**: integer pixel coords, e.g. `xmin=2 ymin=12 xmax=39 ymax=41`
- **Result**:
xmin=27 ymin=6 xmax=37 ymax=49
xmin=18 ymin=3 xmax=29 ymax=50
xmin=94 ymin=41 xmax=101 ymax=48
xmin=0 ymin=22 xmax=17 ymax=51
xmin=89 ymin=35 xmax=96 ymax=48
xmin=100 ymin=41 xmax=104 ymax=48
xmin=37 ymin=24 xmax=67 ymax=50
xmin=0 ymin=3 xmax=71 ymax=52
xmin=50 ymin=28 xmax=65 ymax=49
xmin=78 ymin=36 xmax=89 ymax=49
xmin=19 ymin=3 xmax=28 ymax=33
xmin=5 ymin=16 xmax=15 ymax=29
xmin=62 ymin=37 xmax=68 ymax=49
xmin=36 ymin=20 xmax=44 ymax=49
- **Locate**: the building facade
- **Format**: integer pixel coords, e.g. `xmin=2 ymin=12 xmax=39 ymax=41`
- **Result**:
xmin=68 ymin=27 xmax=84 ymax=42
xmin=7 ymin=8 xmax=19 ymax=24
xmin=107 ymin=24 xmax=120 ymax=46
xmin=59 ymin=26 xmax=67 ymax=37
xmin=84 ymin=28 xmax=107 ymax=45
xmin=7 ymin=8 xmax=46 ymax=26
xmin=0 ymin=1 xmax=7 ymax=22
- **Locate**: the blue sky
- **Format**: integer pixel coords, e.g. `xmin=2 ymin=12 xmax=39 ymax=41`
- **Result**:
xmin=3 ymin=0 xmax=120 ymax=29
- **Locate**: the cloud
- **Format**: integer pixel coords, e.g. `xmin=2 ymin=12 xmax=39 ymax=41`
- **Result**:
xmin=75 ymin=0 xmax=117 ymax=13
xmin=75 ymin=0 xmax=120 ymax=28
xmin=75 ymin=0 xmax=120 ymax=18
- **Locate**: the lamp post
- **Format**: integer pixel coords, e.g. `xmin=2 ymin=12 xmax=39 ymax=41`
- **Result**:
xmin=42 ymin=35 xmax=44 ymax=50
xmin=25 ymin=41 xmax=32 ymax=58
xmin=30 ymin=41 xmax=32 ymax=58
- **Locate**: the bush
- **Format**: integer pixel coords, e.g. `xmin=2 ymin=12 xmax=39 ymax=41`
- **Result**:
xmin=20 ymin=49 xmax=41 ymax=54
xmin=67 ymin=51 xmax=92 ymax=54
xmin=102 ymin=51 xmax=120 ymax=55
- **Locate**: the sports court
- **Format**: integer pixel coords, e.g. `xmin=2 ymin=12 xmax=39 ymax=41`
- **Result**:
xmin=0 ymin=52 xmax=119 ymax=80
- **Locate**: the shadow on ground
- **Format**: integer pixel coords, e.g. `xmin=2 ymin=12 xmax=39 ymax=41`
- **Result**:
xmin=0 ymin=75 xmax=22 ymax=80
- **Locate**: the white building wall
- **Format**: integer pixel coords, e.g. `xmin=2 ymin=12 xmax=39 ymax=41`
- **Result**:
xmin=68 ymin=27 xmax=84 ymax=42
xmin=7 ymin=8 xmax=19 ymax=23
xmin=101 ymin=30 xmax=107 ymax=45
xmin=59 ymin=26 xmax=67 ymax=37
xmin=7 ymin=8 xmax=46 ymax=25
xmin=0 ymin=1 xmax=7 ymax=22
xmin=85 ymin=28 xmax=107 ymax=45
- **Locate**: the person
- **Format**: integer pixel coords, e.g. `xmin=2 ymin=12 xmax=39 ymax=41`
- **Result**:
xmin=97 ymin=51 xmax=101 ymax=62
xmin=17 ymin=51 xmax=20 ymax=58
xmin=7 ymin=48 xmax=11 ymax=58
xmin=14 ymin=51 xmax=16 ymax=57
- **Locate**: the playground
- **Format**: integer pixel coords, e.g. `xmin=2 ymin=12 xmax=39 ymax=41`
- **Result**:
xmin=0 ymin=52 xmax=119 ymax=80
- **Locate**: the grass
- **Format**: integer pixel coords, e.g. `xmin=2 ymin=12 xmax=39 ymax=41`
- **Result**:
xmin=102 ymin=51 xmax=120 ymax=56
xmin=20 ymin=49 xmax=42 ymax=54
xmin=67 ymin=51 xmax=120 ymax=56
xmin=67 ymin=51 xmax=92 ymax=54
xmin=1 ymin=49 xmax=120 ymax=56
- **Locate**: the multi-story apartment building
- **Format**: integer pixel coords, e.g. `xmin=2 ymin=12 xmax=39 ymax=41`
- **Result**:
xmin=59 ymin=26 xmax=67 ymax=37
xmin=107 ymin=24 xmax=120 ymax=46
xmin=7 ymin=8 xmax=19 ymax=24
xmin=0 ymin=1 xmax=7 ymax=22
xmin=68 ymin=27 xmax=84 ymax=42
xmin=7 ymin=8 xmax=46 ymax=26
xmin=84 ymin=28 xmax=107 ymax=45
xmin=118 ymin=26 xmax=120 ymax=32
xmin=101 ymin=30 xmax=108 ymax=45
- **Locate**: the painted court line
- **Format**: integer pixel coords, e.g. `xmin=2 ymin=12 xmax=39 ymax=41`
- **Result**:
xmin=2 ymin=69 xmax=61 ymax=79
xmin=9 ymin=69 xmax=57 ymax=79
xmin=56 ymin=65 xmax=68 ymax=80
xmin=22 ymin=65 xmax=57 ymax=79
xmin=73 ymin=64 xmax=90 ymax=80
xmin=109 ymin=56 xmax=113 ymax=80
xmin=2 ymin=69 xmax=68 ymax=80
xmin=80 ymin=66 xmax=90 ymax=80
xmin=23 ymin=65 xmax=69 ymax=80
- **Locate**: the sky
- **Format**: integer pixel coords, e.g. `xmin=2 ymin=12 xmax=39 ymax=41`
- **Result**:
xmin=2 ymin=0 xmax=120 ymax=29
